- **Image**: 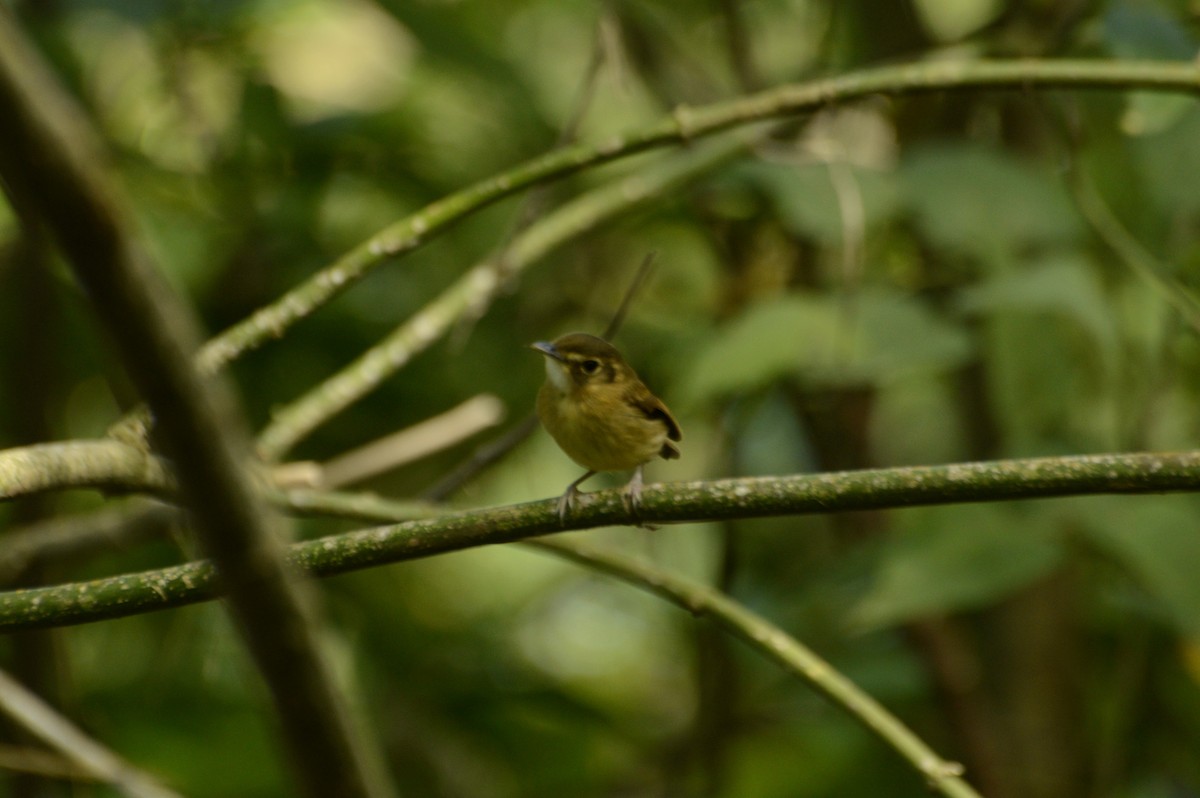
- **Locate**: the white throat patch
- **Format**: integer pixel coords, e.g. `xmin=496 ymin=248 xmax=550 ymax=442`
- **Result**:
xmin=544 ymin=358 xmax=572 ymax=393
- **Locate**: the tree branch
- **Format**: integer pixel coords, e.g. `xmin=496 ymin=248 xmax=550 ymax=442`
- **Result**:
xmin=1 ymin=450 xmax=1198 ymax=632
xmin=0 ymin=442 xmax=173 ymax=501
xmin=531 ymin=538 xmax=979 ymax=798
xmin=0 ymin=13 xmax=390 ymax=798
xmin=255 ymin=136 xmax=750 ymax=460
xmin=0 ymin=668 xmax=182 ymax=798
xmin=194 ymin=59 xmax=1200 ymax=376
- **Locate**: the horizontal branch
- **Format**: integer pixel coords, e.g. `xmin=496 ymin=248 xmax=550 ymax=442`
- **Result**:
xmin=0 ymin=442 xmax=173 ymax=500
xmin=1 ymin=450 xmax=1198 ymax=632
xmin=195 ymin=59 xmax=1200 ymax=374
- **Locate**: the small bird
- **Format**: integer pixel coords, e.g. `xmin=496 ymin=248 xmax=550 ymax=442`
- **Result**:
xmin=532 ymin=332 xmax=681 ymax=522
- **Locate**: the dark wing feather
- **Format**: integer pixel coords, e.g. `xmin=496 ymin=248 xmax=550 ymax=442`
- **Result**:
xmin=625 ymin=384 xmax=682 ymax=460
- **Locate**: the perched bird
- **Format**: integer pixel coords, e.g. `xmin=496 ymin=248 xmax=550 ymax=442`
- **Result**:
xmin=532 ymin=332 xmax=681 ymax=522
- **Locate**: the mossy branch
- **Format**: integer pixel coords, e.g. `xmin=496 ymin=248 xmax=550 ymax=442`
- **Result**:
xmin=2 ymin=450 xmax=1198 ymax=632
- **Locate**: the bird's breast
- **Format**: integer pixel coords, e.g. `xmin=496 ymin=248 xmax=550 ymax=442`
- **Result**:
xmin=536 ymin=382 xmax=667 ymax=472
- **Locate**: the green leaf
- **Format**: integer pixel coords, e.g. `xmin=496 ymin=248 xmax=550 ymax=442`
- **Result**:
xmin=1135 ymin=105 xmax=1200 ymax=218
xmin=853 ymin=505 xmax=1065 ymax=628
xmin=900 ymin=144 xmax=1083 ymax=263
xmin=681 ymin=289 xmax=972 ymax=404
xmin=737 ymin=160 xmax=901 ymax=244
xmin=1075 ymin=497 xmax=1200 ymax=638
xmin=1104 ymin=2 xmax=1196 ymax=61
xmin=681 ymin=294 xmax=839 ymax=404
xmin=957 ymin=254 xmax=1119 ymax=364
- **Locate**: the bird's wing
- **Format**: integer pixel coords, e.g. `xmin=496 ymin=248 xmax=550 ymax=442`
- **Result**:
xmin=625 ymin=385 xmax=682 ymax=443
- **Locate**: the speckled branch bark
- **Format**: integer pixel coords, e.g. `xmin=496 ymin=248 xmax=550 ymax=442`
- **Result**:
xmin=0 ymin=442 xmax=173 ymax=500
xmin=1 ymin=450 xmax=1198 ymax=632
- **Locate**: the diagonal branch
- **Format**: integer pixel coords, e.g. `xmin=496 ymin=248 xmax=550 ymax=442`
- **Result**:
xmin=531 ymin=537 xmax=980 ymax=798
xmin=256 ymin=136 xmax=750 ymax=460
xmin=194 ymin=59 xmax=1200 ymax=376
xmin=1 ymin=450 xmax=1199 ymax=632
xmin=0 ymin=668 xmax=183 ymax=798
xmin=0 ymin=13 xmax=389 ymax=798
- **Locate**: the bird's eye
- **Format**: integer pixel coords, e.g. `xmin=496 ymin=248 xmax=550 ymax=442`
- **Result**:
xmin=581 ymin=359 xmax=600 ymax=374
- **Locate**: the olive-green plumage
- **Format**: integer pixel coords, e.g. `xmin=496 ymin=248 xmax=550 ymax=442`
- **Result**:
xmin=532 ymin=333 xmax=680 ymax=521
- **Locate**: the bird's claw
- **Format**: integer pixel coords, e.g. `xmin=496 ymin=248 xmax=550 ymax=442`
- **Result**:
xmin=623 ymin=467 xmax=645 ymax=522
xmin=556 ymin=485 xmax=579 ymax=524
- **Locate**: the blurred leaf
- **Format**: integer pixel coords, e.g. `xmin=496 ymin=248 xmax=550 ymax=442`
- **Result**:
xmin=853 ymin=505 xmax=1065 ymax=628
xmin=1104 ymin=2 xmax=1196 ymax=61
xmin=957 ymin=254 xmax=1119 ymax=365
xmin=682 ymin=288 xmax=971 ymax=404
xmin=737 ymin=160 xmax=901 ymax=245
xmin=1103 ymin=0 xmax=1198 ymax=134
xmin=681 ymin=294 xmax=837 ymax=404
xmin=249 ymin=0 xmax=416 ymax=121
xmin=1135 ymin=106 xmax=1200 ymax=220
xmin=1076 ymin=497 xmax=1200 ymax=639
xmin=900 ymin=144 xmax=1084 ymax=263
xmin=854 ymin=287 xmax=974 ymax=379
xmin=912 ymin=0 xmax=1003 ymax=41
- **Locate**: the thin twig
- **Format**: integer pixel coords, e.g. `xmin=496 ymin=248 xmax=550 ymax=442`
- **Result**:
xmin=422 ymin=415 xmax=541 ymax=502
xmin=315 ymin=394 xmax=506 ymax=488
xmin=0 ymin=669 xmax=182 ymax=798
xmin=601 ymin=250 xmax=659 ymax=340
xmin=0 ymin=500 xmax=174 ymax=585
xmin=1071 ymin=167 xmax=1200 ymax=332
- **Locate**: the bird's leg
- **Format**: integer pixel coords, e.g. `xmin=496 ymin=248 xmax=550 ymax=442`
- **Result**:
xmin=557 ymin=470 xmax=596 ymax=523
xmin=622 ymin=464 xmax=646 ymax=520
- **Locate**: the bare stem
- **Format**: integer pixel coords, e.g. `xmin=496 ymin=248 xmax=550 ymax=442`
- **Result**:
xmin=0 ymin=668 xmax=182 ymax=798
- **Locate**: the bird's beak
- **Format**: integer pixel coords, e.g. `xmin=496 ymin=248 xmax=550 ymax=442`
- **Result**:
xmin=531 ymin=341 xmax=563 ymax=361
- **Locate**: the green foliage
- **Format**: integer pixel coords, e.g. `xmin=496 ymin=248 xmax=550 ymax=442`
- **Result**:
xmin=3 ymin=1 xmax=1200 ymax=797
xmin=853 ymin=505 xmax=1065 ymax=628
xmin=683 ymin=288 xmax=971 ymax=403
xmin=900 ymin=144 xmax=1085 ymax=265
xmin=1074 ymin=497 xmax=1200 ymax=639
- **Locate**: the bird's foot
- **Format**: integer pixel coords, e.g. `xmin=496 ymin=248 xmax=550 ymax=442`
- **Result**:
xmin=622 ymin=467 xmax=647 ymax=524
xmin=554 ymin=470 xmax=597 ymax=525
xmin=556 ymin=484 xmax=580 ymax=524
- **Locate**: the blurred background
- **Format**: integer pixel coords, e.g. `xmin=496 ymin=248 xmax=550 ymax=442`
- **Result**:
xmin=2 ymin=0 xmax=1200 ymax=796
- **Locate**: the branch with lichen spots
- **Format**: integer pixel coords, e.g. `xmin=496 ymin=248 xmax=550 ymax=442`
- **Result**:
xmin=2 ymin=450 xmax=1199 ymax=632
